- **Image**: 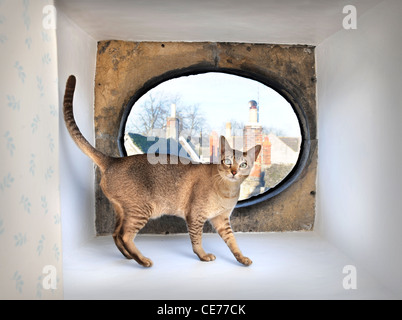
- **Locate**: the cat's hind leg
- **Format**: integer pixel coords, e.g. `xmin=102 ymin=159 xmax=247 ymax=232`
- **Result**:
xmin=186 ymin=215 xmax=216 ymax=262
xmin=120 ymin=207 xmax=153 ymax=267
xmin=111 ymin=203 xmax=132 ymax=260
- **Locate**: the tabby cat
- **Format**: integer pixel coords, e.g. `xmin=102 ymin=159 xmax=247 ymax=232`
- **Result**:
xmin=63 ymin=75 xmax=261 ymax=267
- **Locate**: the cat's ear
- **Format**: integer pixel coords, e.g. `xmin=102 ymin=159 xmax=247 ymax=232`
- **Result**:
xmin=245 ymin=144 xmax=262 ymax=162
xmin=219 ymin=135 xmax=232 ymax=156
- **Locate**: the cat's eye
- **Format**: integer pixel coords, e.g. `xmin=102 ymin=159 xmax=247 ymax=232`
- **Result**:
xmin=223 ymin=159 xmax=232 ymax=166
xmin=239 ymin=162 xmax=248 ymax=169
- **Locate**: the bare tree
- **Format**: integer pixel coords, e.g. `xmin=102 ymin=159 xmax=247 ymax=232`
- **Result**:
xmin=262 ymin=126 xmax=287 ymax=137
xmin=126 ymin=91 xmax=209 ymax=138
xmin=177 ymin=104 xmax=207 ymax=137
xmin=128 ymin=92 xmax=170 ymax=135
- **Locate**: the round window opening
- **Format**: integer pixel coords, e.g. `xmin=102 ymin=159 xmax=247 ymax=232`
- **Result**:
xmin=122 ymin=72 xmax=302 ymax=203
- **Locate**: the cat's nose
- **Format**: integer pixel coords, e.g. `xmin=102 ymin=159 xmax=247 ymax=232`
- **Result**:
xmin=231 ymin=169 xmax=237 ymax=176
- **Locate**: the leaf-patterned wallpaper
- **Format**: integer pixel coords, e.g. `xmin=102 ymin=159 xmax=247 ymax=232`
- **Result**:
xmin=0 ymin=0 xmax=63 ymax=299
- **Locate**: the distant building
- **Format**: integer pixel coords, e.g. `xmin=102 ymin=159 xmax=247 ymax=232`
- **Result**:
xmin=124 ymin=99 xmax=299 ymax=200
xmin=268 ymin=133 xmax=300 ymax=164
xmin=124 ymin=104 xmax=200 ymax=162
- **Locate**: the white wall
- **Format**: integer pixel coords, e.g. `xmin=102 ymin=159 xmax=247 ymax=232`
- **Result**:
xmin=316 ymin=0 xmax=402 ymax=297
xmin=57 ymin=11 xmax=97 ymax=257
xmin=0 ymin=0 xmax=63 ymax=299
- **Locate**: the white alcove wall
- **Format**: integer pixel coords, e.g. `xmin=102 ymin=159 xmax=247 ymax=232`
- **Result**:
xmin=315 ymin=0 xmax=402 ymax=298
xmin=57 ymin=11 xmax=97 ymax=258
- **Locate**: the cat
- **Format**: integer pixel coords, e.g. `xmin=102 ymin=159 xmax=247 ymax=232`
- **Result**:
xmin=63 ymin=75 xmax=261 ymax=267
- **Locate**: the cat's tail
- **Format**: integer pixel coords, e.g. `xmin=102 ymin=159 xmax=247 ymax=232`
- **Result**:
xmin=63 ymin=75 xmax=110 ymax=172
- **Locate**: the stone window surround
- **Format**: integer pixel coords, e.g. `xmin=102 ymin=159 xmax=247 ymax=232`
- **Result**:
xmin=94 ymin=41 xmax=317 ymax=235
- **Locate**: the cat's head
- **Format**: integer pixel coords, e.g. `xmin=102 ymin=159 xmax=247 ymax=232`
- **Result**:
xmin=217 ymin=136 xmax=261 ymax=183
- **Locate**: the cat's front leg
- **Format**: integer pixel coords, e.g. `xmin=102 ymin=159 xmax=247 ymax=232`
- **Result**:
xmin=210 ymin=213 xmax=252 ymax=266
xmin=186 ymin=215 xmax=216 ymax=262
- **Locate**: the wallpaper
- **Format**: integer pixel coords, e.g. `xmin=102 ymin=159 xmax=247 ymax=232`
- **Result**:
xmin=0 ymin=0 xmax=63 ymax=299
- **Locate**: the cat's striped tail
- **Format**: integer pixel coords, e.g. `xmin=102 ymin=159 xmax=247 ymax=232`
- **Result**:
xmin=63 ymin=75 xmax=110 ymax=172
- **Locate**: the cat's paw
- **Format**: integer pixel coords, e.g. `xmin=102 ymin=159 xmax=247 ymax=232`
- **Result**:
xmin=200 ymin=253 xmax=216 ymax=262
xmin=236 ymin=256 xmax=252 ymax=266
xmin=139 ymin=257 xmax=153 ymax=268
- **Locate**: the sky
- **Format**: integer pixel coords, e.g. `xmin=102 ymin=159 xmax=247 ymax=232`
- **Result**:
xmin=126 ymin=72 xmax=301 ymax=137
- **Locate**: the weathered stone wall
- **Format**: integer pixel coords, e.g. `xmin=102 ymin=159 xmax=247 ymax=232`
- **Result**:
xmin=94 ymin=41 xmax=317 ymax=235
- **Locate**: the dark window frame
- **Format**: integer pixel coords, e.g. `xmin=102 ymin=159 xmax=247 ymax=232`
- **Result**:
xmin=117 ymin=66 xmax=311 ymax=208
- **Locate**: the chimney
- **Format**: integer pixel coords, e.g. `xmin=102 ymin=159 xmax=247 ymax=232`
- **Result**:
xmin=244 ymin=100 xmax=262 ymax=180
xmin=225 ymin=122 xmax=232 ymax=146
xmin=166 ymin=103 xmax=179 ymax=140
xmin=262 ymin=136 xmax=271 ymax=166
xmin=248 ymin=100 xmax=258 ymax=123
xmin=226 ymin=122 xmax=232 ymax=138
xmin=209 ymin=131 xmax=219 ymax=164
xmin=170 ymin=103 xmax=176 ymax=118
